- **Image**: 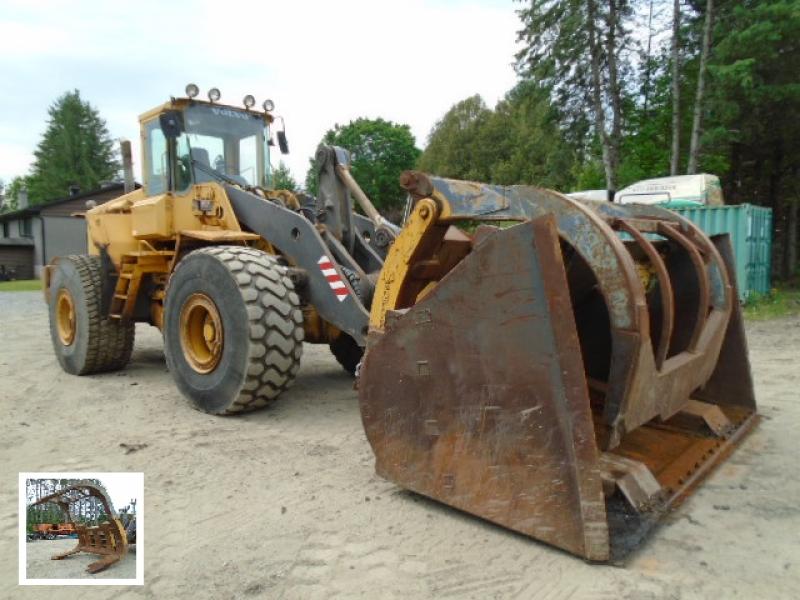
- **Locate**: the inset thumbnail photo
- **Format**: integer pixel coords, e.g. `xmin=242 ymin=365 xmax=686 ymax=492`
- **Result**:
xmin=20 ymin=473 xmax=143 ymax=585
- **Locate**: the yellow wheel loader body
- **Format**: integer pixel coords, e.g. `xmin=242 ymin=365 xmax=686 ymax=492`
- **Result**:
xmin=359 ymin=173 xmax=757 ymax=561
xmin=43 ymin=88 xmax=394 ymax=414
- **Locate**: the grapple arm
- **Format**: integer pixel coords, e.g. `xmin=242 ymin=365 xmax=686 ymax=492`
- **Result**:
xmin=31 ymin=481 xmax=129 ymax=573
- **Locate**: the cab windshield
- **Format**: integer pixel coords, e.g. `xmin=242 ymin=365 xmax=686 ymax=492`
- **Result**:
xmin=178 ymin=104 xmax=269 ymax=188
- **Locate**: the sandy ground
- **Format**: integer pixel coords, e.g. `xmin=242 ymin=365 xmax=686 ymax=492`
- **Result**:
xmin=25 ymin=538 xmax=136 ymax=580
xmin=1 ymin=290 xmax=799 ymax=599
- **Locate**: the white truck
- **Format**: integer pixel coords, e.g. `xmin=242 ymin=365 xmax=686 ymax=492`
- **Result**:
xmin=568 ymin=174 xmax=724 ymax=207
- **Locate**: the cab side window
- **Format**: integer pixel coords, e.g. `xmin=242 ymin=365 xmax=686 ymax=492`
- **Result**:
xmin=144 ymin=120 xmax=168 ymax=195
xmin=239 ymin=135 xmax=257 ymax=186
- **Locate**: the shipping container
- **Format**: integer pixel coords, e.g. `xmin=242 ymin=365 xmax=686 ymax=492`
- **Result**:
xmin=670 ymin=203 xmax=772 ymax=303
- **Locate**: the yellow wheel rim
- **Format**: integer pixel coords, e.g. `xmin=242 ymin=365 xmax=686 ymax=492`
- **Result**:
xmin=56 ymin=288 xmax=77 ymax=346
xmin=179 ymin=293 xmax=224 ymax=374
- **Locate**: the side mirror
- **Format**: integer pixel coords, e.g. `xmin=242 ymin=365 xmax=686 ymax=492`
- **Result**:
xmin=277 ymin=130 xmax=289 ymax=155
xmin=159 ymin=110 xmax=184 ymax=139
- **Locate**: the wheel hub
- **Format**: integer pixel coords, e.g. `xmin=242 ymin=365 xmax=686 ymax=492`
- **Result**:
xmin=56 ymin=288 xmax=77 ymax=346
xmin=179 ymin=293 xmax=224 ymax=374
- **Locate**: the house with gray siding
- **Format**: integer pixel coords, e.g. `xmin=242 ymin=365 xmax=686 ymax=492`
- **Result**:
xmin=0 ymin=184 xmax=134 ymax=279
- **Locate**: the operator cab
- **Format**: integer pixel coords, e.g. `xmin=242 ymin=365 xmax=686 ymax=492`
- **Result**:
xmin=138 ymin=85 xmax=287 ymax=196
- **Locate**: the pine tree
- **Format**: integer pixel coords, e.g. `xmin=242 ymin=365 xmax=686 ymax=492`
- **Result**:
xmin=26 ymin=90 xmax=119 ymax=203
xmin=271 ymin=161 xmax=298 ymax=191
xmin=516 ymin=0 xmax=633 ymax=190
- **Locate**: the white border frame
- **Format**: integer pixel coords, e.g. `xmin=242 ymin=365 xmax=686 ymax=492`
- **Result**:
xmin=19 ymin=472 xmax=144 ymax=586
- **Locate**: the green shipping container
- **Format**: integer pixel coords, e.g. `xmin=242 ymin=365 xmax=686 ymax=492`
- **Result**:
xmin=669 ymin=203 xmax=772 ymax=303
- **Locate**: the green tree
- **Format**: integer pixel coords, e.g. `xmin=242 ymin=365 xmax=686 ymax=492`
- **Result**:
xmin=516 ymin=0 xmax=634 ymax=190
xmin=26 ymin=90 xmax=119 ymax=204
xmin=616 ymin=46 xmax=676 ymax=186
xmin=701 ymin=0 xmax=800 ymax=276
xmin=271 ymin=161 xmax=297 ymax=191
xmin=305 ymin=118 xmax=421 ymax=214
xmin=417 ymin=95 xmax=493 ymax=180
xmin=1 ymin=175 xmax=30 ymax=211
xmin=483 ymin=82 xmax=577 ymax=189
xmin=417 ymin=84 xmax=576 ymax=189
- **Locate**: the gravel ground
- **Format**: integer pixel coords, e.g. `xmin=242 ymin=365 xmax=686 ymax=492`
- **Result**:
xmin=25 ymin=538 xmax=136 ymax=580
xmin=1 ymin=290 xmax=799 ymax=599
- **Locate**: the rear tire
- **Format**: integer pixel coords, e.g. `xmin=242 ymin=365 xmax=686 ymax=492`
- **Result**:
xmin=330 ymin=330 xmax=363 ymax=376
xmin=164 ymin=246 xmax=303 ymax=415
xmin=48 ymin=255 xmax=134 ymax=375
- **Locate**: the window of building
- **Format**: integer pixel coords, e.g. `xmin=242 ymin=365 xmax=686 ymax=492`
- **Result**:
xmin=1 ymin=221 xmax=8 ymax=237
xmin=21 ymin=218 xmax=33 ymax=238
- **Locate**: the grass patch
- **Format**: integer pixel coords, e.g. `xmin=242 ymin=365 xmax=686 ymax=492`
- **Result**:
xmin=0 ymin=279 xmax=41 ymax=292
xmin=743 ymin=286 xmax=800 ymax=320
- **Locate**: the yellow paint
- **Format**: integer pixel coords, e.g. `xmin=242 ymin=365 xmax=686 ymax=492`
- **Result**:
xmin=131 ymin=194 xmax=173 ymax=239
xmin=302 ymin=305 xmax=341 ymax=344
xmin=179 ymin=292 xmax=224 ymax=373
xmin=179 ymin=230 xmax=260 ymax=242
xmin=415 ymin=280 xmax=438 ymax=302
xmin=369 ymin=198 xmax=439 ymax=330
xmin=77 ymin=97 xmax=322 ymax=332
xmin=137 ymin=98 xmax=273 ymax=127
xmin=55 ymin=288 xmax=77 ymax=346
xmin=86 ymin=180 xmax=246 ymax=271
xmin=636 ymin=261 xmax=657 ymax=293
xmin=171 ymin=182 xmax=243 ymax=234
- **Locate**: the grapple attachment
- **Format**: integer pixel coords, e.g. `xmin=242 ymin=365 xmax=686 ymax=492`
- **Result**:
xmin=31 ymin=481 xmax=129 ymax=573
xmin=358 ymin=174 xmax=757 ymax=561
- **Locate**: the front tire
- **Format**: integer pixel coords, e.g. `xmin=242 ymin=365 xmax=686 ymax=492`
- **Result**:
xmin=164 ymin=246 xmax=303 ymax=414
xmin=47 ymin=255 xmax=134 ymax=375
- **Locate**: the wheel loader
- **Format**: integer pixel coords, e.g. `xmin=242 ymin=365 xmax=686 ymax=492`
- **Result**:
xmin=44 ymin=84 xmax=395 ymax=413
xmin=43 ymin=85 xmax=757 ymax=561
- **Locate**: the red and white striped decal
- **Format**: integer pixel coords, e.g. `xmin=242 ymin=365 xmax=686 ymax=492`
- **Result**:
xmin=317 ymin=256 xmax=349 ymax=302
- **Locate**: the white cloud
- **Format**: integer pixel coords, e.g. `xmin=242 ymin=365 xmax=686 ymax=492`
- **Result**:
xmin=98 ymin=473 xmax=143 ymax=512
xmin=0 ymin=0 xmax=521 ymax=188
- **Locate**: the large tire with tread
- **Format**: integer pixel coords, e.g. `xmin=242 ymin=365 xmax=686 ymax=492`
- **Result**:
xmin=48 ymin=254 xmax=134 ymax=375
xmin=163 ymin=246 xmax=303 ymax=415
xmin=329 ymin=268 xmax=365 ymax=375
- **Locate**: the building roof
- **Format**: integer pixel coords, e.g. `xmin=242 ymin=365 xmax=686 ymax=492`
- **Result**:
xmin=0 ymin=182 xmax=138 ymax=222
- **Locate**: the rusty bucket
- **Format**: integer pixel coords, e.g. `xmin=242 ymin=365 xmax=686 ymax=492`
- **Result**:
xmin=358 ymin=175 xmax=757 ymax=561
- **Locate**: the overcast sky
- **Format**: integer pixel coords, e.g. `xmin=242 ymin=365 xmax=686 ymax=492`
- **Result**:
xmin=26 ymin=473 xmax=142 ymax=512
xmin=0 ymin=0 xmax=520 ymax=188
xmin=98 ymin=473 xmax=142 ymax=511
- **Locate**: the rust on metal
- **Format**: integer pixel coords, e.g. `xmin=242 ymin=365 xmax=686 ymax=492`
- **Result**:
xmin=359 ymin=175 xmax=758 ymax=561
xmin=612 ymin=219 xmax=674 ymax=369
xmin=31 ymin=481 xmax=129 ymax=573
